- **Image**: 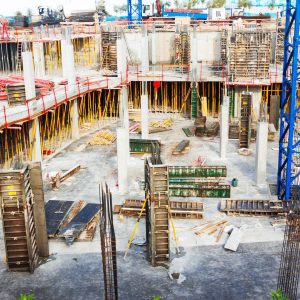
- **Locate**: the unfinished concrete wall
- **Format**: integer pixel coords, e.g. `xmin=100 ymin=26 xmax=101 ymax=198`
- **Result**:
xmin=196 ymin=31 xmax=221 ymax=62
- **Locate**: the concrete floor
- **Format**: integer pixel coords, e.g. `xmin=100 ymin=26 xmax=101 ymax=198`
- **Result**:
xmin=0 ymin=116 xmax=286 ymax=299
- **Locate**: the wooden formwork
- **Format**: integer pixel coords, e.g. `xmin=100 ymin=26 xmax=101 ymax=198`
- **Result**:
xmin=239 ymin=93 xmax=252 ymax=149
xmin=145 ymin=158 xmax=169 ymax=267
xmin=0 ymin=167 xmax=38 ymax=272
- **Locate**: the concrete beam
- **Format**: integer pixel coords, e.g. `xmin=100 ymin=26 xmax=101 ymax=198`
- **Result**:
xmin=117 ymin=127 xmax=128 ymax=194
xmin=220 ymin=96 xmax=229 ymax=159
xmin=255 ymin=121 xmax=268 ymax=185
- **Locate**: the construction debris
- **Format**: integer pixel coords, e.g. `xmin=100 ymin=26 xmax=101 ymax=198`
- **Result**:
xmin=195 ymin=220 xmax=229 ymax=236
xmin=224 ymin=227 xmax=243 ymax=252
xmin=172 ymin=140 xmax=190 ymax=155
xmin=150 ymin=118 xmax=174 ymax=128
xmin=46 ymin=165 xmax=81 ymax=189
xmin=89 ymin=130 xmax=116 ymax=145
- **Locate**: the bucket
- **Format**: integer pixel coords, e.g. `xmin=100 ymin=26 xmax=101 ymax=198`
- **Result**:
xmin=232 ymin=178 xmax=238 ymax=187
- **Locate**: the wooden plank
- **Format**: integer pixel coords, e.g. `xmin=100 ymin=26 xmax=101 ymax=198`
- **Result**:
xmin=28 ymin=162 xmax=49 ymax=258
xmin=58 ymin=203 xmax=100 ymax=244
xmin=60 ymin=165 xmax=81 ymax=182
xmin=45 ymin=200 xmax=74 ymax=237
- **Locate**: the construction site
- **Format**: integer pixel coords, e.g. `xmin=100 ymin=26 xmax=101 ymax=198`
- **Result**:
xmin=0 ymin=0 xmax=300 ymax=299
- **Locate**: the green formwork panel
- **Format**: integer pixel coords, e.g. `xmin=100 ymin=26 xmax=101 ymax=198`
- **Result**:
xmin=169 ymin=178 xmax=221 ymax=185
xmin=191 ymin=88 xmax=198 ymax=118
xmin=168 ymin=166 xmax=227 ymax=178
xmin=130 ymin=139 xmax=160 ymax=153
xmin=169 ymin=185 xmax=231 ymax=198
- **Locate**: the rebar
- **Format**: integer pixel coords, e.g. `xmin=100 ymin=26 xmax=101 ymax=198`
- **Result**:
xmin=99 ymin=183 xmax=118 ymax=300
xmin=277 ymin=187 xmax=300 ymax=300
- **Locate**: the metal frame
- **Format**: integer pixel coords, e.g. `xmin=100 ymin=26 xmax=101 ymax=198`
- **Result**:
xmin=127 ymin=0 xmax=142 ymax=27
xmin=277 ymin=0 xmax=300 ymax=200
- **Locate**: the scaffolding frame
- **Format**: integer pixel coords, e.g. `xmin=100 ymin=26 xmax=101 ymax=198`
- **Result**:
xmin=277 ymin=0 xmax=300 ymax=200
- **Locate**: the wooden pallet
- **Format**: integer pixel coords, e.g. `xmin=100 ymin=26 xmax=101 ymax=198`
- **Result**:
xmin=220 ymin=199 xmax=291 ymax=216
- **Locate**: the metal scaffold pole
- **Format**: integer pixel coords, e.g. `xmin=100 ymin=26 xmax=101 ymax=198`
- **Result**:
xmin=127 ymin=0 xmax=142 ymax=28
xmin=277 ymin=0 xmax=300 ymax=200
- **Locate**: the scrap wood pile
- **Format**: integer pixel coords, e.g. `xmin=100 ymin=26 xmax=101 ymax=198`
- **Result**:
xmin=114 ymin=199 xmax=204 ymax=219
xmin=182 ymin=117 xmax=219 ymax=138
xmin=150 ymin=118 xmax=174 ymax=128
xmin=89 ymin=129 xmax=116 ymax=145
xmin=194 ymin=219 xmax=229 ymax=242
xmin=45 ymin=164 xmax=81 ymax=189
xmin=45 ymin=200 xmax=100 ymax=245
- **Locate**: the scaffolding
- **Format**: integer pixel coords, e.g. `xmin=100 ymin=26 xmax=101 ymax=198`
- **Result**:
xmin=277 ymin=0 xmax=300 ymax=200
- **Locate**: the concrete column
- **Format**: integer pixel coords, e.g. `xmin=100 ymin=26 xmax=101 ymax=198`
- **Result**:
xmin=141 ymin=26 xmax=149 ymax=73
xmin=151 ymin=25 xmax=157 ymax=65
xmin=191 ymin=26 xmax=198 ymax=81
xmin=61 ymin=39 xmax=68 ymax=78
xmin=255 ymin=121 xmax=268 ymax=185
xmin=220 ymin=96 xmax=229 ymax=159
xmin=29 ymin=118 xmax=42 ymax=162
xmin=141 ymin=94 xmax=149 ymax=139
xmin=121 ymin=87 xmax=130 ymax=160
xmin=32 ymin=42 xmax=45 ymax=78
xmin=117 ymin=127 xmax=128 ymax=194
xmin=71 ymin=99 xmax=80 ymax=140
xmin=23 ymin=48 xmax=42 ymax=162
xmin=249 ymin=87 xmax=261 ymax=122
xmin=61 ymin=27 xmax=76 ymax=87
xmin=117 ymin=36 xmax=126 ymax=77
xmin=22 ymin=51 xmax=36 ymax=100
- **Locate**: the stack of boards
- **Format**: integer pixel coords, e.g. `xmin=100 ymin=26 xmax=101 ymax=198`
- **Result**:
xmin=45 ymin=200 xmax=100 ymax=245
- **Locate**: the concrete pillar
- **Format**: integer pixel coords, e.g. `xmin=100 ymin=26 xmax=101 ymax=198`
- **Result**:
xmin=250 ymin=87 xmax=261 ymax=122
xmin=220 ymin=96 xmax=229 ymax=159
xmin=121 ymin=87 xmax=130 ymax=160
xmin=191 ymin=26 xmax=198 ymax=81
xmin=29 ymin=118 xmax=42 ymax=162
xmin=117 ymin=36 xmax=126 ymax=77
xmin=71 ymin=99 xmax=80 ymax=140
xmin=117 ymin=127 xmax=128 ymax=194
xmin=141 ymin=94 xmax=149 ymax=139
xmin=151 ymin=25 xmax=157 ymax=65
xmin=22 ymin=48 xmax=42 ymax=162
xmin=32 ymin=42 xmax=45 ymax=78
xmin=61 ymin=27 xmax=76 ymax=87
xmin=61 ymin=39 xmax=68 ymax=78
xmin=141 ymin=26 xmax=149 ymax=73
xmin=255 ymin=121 xmax=268 ymax=185
xmin=22 ymin=51 xmax=36 ymax=100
